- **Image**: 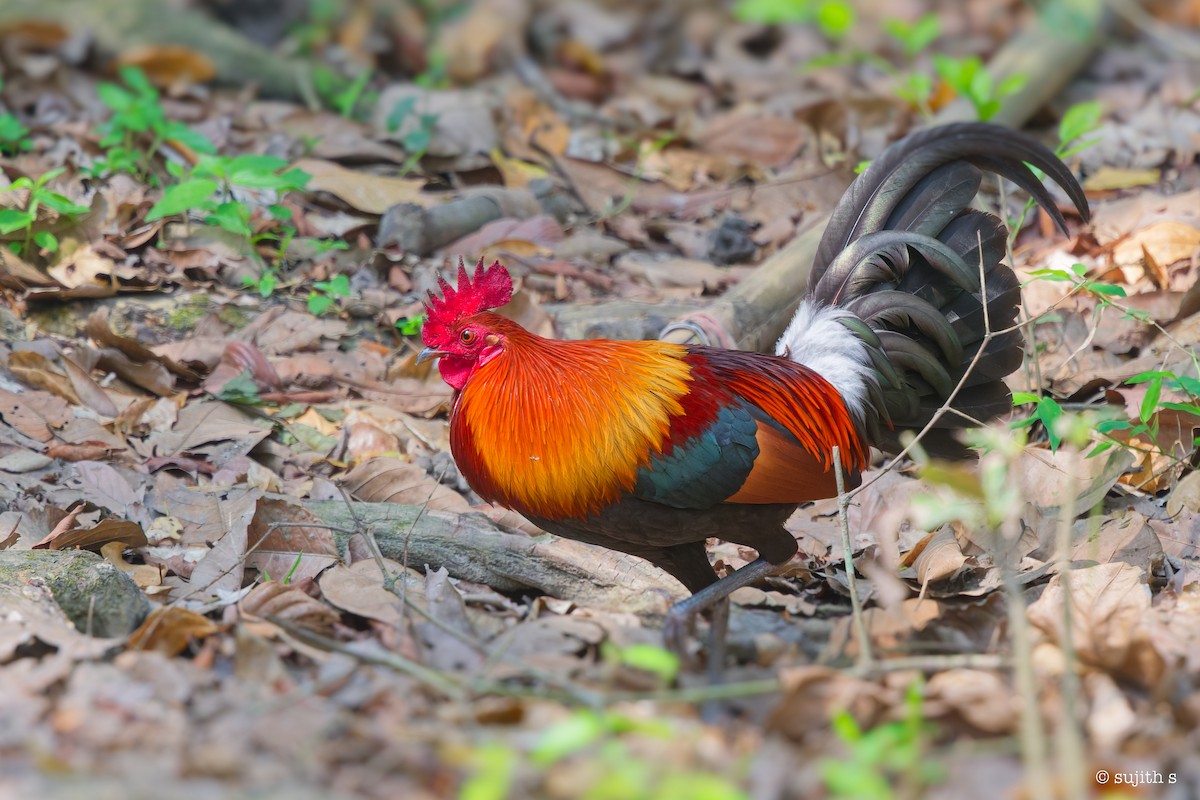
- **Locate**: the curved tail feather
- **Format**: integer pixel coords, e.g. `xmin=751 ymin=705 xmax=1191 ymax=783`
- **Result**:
xmin=778 ymin=122 xmax=1090 ymax=457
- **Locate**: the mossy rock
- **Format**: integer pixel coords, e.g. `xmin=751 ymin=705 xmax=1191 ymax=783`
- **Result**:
xmin=0 ymin=549 xmax=150 ymax=638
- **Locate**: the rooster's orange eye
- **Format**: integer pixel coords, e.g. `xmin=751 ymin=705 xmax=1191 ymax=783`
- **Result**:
xmin=459 ymin=329 xmax=476 ymax=345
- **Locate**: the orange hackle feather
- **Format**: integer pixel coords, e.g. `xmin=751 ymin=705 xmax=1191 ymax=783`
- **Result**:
xmin=448 ymin=315 xmax=868 ymax=521
xmin=451 ymin=315 xmax=694 ymax=519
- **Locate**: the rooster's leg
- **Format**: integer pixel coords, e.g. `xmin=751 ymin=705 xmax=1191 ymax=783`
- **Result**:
xmin=663 ymin=557 xmax=782 ymax=663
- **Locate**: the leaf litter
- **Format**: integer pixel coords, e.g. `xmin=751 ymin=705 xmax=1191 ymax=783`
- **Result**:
xmin=0 ymin=0 xmax=1198 ymax=798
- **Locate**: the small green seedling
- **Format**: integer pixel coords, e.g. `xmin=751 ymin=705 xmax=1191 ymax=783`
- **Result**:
xmin=0 ymin=167 xmax=90 ymax=256
xmin=883 ymin=15 xmax=940 ymax=59
xmin=92 ymin=65 xmax=214 ymax=181
xmin=308 ymin=273 xmax=350 ymax=315
xmin=821 ymin=681 xmax=942 ymax=800
xmin=395 ymin=314 xmax=425 ymax=336
xmin=386 ymin=96 xmax=439 ymax=175
xmin=932 ymin=55 xmax=1025 ymax=121
xmin=0 ymin=78 xmax=32 ymax=156
xmin=733 ymin=0 xmax=856 ymax=39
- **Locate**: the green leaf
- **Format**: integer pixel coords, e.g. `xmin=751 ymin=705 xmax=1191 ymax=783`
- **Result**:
xmin=531 ymin=711 xmax=606 ymax=766
xmin=37 ymin=192 xmax=90 ymax=216
xmin=327 ymin=273 xmax=350 ymax=297
xmin=1160 ymin=401 xmax=1200 ymax=416
xmin=459 ymin=743 xmax=516 ymax=800
xmin=1058 ymin=100 xmax=1103 ymax=150
xmin=1140 ymin=377 xmax=1162 ymax=423
xmin=1036 ymin=397 xmax=1064 ymax=450
xmin=1169 ymin=375 xmax=1200 ymax=397
xmin=161 ymin=122 xmax=216 ymax=154
xmin=256 ymin=270 xmax=278 ymax=298
xmin=206 ymin=202 xmax=252 ymax=236
xmin=146 ymin=178 xmax=219 ymax=220
xmin=118 ymin=65 xmax=157 ymax=98
xmin=1012 ymin=391 xmax=1040 ymax=406
xmin=1125 ymin=370 xmax=1173 ymax=385
xmin=997 ymin=73 xmax=1027 ymax=97
xmin=1086 ymin=281 xmax=1126 ymax=297
xmin=385 ymin=96 xmax=417 ymax=133
xmin=616 ymin=643 xmax=680 ymax=683
xmin=395 ymin=314 xmax=425 ymax=336
xmin=216 ymin=370 xmax=263 ymax=405
xmin=733 ymin=0 xmax=811 ymax=24
xmin=96 ymin=82 xmax=134 ymax=113
xmin=0 ymin=208 xmax=36 ymax=235
xmin=33 ymin=230 xmax=58 ymax=253
xmin=883 ymin=14 xmax=940 ymax=58
xmin=308 ymin=292 xmax=335 ymax=315
xmin=815 ymin=0 xmax=855 ymax=39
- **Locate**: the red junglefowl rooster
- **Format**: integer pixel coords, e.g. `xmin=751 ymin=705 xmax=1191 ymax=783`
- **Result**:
xmin=419 ymin=123 xmax=1089 ymax=653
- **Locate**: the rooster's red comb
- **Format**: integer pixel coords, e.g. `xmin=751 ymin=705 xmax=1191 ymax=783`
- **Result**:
xmin=421 ymin=258 xmax=513 ymax=347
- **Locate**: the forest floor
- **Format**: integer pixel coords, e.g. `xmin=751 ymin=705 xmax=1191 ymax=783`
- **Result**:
xmin=0 ymin=1 xmax=1199 ymax=798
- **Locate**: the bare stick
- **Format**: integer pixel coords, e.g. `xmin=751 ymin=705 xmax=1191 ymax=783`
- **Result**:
xmin=833 ymin=446 xmax=873 ymax=668
xmin=1001 ymin=518 xmax=1052 ymax=800
xmin=1055 ymin=448 xmax=1087 ymax=800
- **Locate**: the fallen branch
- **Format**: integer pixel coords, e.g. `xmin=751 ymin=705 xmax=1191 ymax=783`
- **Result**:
xmin=302 ymin=500 xmax=682 ymax=617
xmin=0 ymin=0 xmax=315 ymax=100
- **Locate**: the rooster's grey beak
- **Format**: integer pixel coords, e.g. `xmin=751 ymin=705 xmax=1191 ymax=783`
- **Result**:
xmin=416 ymin=347 xmax=441 ymax=364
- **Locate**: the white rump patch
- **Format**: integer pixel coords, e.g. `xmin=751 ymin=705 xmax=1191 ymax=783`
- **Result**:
xmin=775 ymin=300 xmax=874 ymax=422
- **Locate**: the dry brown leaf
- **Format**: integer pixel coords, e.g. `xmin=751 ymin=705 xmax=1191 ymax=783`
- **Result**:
xmin=185 ymin=489 xmax=261 ymax=598
xmin=696 ymin=109 xmax=806 ymax=169
xmin=100 ymin=541 xmax=162 ymax=588
xmin=768 ymin=666 xmax=890 ymax=740
xmin=87 ymin=308 xmax=202 ymax=381
xmin=44 ymin=443 xmax=113 ymax=462
xmin=116 ymin=45 xmax=216 ymax=88
xmin=0 ymin=389 xmax=65 ymax=443
xmin=294 ymin=158 xmax=429 ymax=214
xmin=1167 ymin=470 xmax=1200 ymax=517
xmin=1018 ymin=447 xmax=1135 ymax=513
xmin=33 ymin=517 xmax=147 ymax=552
xmin=128 ymin=607 xmax=220 ymax=655
xmin=1113 ymin=220 xmax=1200 ymax=270
xmin=447 ymin=214 xmax=563 ymax=259
xmin=58 ymin=353 xmax=118 ymax=417
xmin=340 ymin=457 xmax=470 ymax=510
xmin=0 ymin=248 xmax=58 ymax=287
xmin=343 ymin=421 xmax=401 ymax=462
xmin=1027 ymin=561 xmax=1165 ymax=686
xmin=1083 ymin=166 xmax=1162 ymax=191
xmin=318 ymin=558 xmax=425 ymax=627
xmin=911 ymin=528 xmax=967 ymax=590
xmin=31 ymin=506 xmax=85 ymax=549
xmin=5 ymin=350 xmax=81 ymax=405
xmin=926 ymin=670 xmax=1017 ymax=734
xmin=240 ymin=581 xmax=338 ymax=634
xmin=244 ymin=498 xmax=340 ymax=584
xmin=132 ymin=401 xmax=272 ymax=460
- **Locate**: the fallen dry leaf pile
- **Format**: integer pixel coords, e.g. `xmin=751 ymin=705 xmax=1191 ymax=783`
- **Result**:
xmin=1 ymin=0 xmax=1199 ymax=798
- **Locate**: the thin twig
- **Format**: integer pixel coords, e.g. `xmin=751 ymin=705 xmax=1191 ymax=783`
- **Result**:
xmin=833 ymin=446 xmax=873 ymax=668
xmin=1055 ymin=447 xmax=1087 ymax=800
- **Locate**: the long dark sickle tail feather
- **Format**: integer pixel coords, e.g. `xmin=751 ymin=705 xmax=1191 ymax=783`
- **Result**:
xmin=807 ymin=122 xmax=1090 ymax=457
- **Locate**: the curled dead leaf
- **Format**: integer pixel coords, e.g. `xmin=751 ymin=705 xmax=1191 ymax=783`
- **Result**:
xmin=240 ymin=581 xmax=339 ymax=635
xmin=340 ymin=457 xmax=470 ymax=511
xmin=33 ymin=517 xmax=148 ymax=552
xmin=100 ymin=541 xmax=162 ymax=589
xmin=128 ymin=607 xmax=220 ymax=656
xmin=911 ymin=528 xmax=967 ymax=590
